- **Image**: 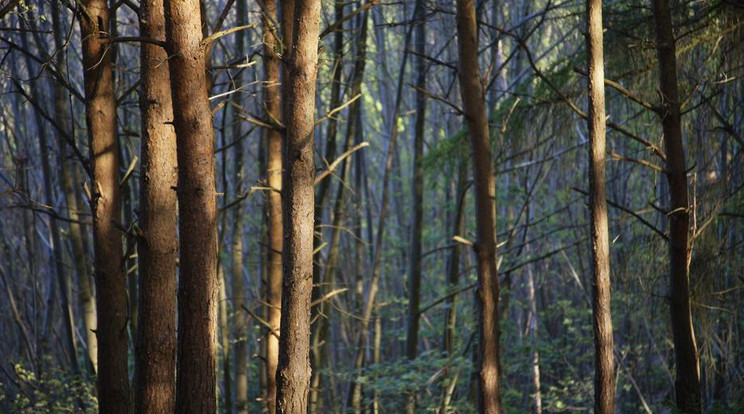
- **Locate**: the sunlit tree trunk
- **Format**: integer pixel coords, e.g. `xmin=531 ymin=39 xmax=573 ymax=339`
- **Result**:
xmin=264 ymin=0 xmax=284 ymax=411
xmin=651 ymin=1 xmax=701 ymax=412
xmin=134 ymin=0 xmax=178 ymax=411
xmin=456 ymin=0 xmax=502 ymax=412
xmin=586 ymin=0 xmax=615 ymax=412
xmin=78 ymin=1 xmax=131 ymax=411
xmin=275 ymin=0 xmax=322 ymax=412
xmin=165 ymin=0 xmax=219 ymax=410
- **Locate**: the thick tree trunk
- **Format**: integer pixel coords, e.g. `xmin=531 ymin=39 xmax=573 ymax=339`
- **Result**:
xmin=651 ymin=1 xmax=701 ymax=412
xmin=134 ymin=0 xmax=178 ymax=411
xmin=586 ymin=0 xmax=616 ymax=412
xmin=455 ymin=1 xmax=502 ymax=413
xmin=164 ymin=0 xmax=219 ymax=410
xmin=276 ymin=1 xmax=322 ymax=413
xmin=263 ymin=0 xmax=283 ymax=411
xmin=78 ymin=1 xmax=131 ymax=411
xmin=405 ymin=2 xmax=426 ymax=413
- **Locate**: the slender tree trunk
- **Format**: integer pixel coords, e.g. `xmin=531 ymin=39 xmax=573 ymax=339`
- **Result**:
xmin=440 ymin=156 xmax=467 ymax=414
xmin=232 ymin=5 xmax=249 ymax=412
xmin=405 ymin=2 xmax=427 ymax=413
xmin=456 ymin=1 xmax=502 ymax=412
xmin=346 ymin=7 xmax=416 ymax=410
xmin=165 ymin=0 xmax=219 ymax=410
xmin=218 ymin=264 xmax=232 ymax=412
xmin=78 ymin=1 xmax=131 ymax=411
xmin=19 ymin=30 xmax=80 ymax=375
xmin=263 ymin=0 xmax=284 ymax=411
xmin=586 ymin=0 xmax=615 ymax=412
xmin=134 ymin=0 xmax=178 ymax=410
xmin=276 ymin=1 xmax=322 ymax=412
xmin=651 ymin=1 xmax=701 ymax=412
xmin=525 ymin=247 xmax=542 ymax=414
xmin=50 ymin=3 xmax=99 ymax=374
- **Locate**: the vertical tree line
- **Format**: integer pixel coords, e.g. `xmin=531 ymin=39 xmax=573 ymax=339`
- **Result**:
xmin=0 ymin=1 xmax=741 ymax=413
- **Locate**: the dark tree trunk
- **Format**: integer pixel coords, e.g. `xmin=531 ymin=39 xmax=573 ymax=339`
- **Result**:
xmin=651 ymin=1 xmax=701 ymax=412
xmin=405 ymin=1 xmax=427 ymax=412
xmin=276 ymin=0 xmax=322 ymax=412
xmin=134 ymin=0 xmax=178 ymax=410
xmin=165 ymin=0 xmax=219 ymax=410
xmin=456 ymin=0 xmax=502 ymax=412
xmin=78 ymin=1 xmax=131 ymax=411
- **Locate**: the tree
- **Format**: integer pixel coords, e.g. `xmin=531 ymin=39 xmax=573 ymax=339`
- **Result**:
xmin=651 ymin=0 xmax=701 ymax=412
xmin=263 ymin=0 xmax=284 ymax=411
xmin=456 ymin=0 xmax=502 ymax=412
xmin=405 ymin=1 xmax=427 ymax=412
xmin=585 ymin=0 xmax=615 ymax=411
xmin=164 ymin=0 xmax=219 ymax=410
xmin=78 ymin=0 xmax=131 ymax=411
xmin=134 ymin=0 xmax=178 ymax=410
xmin=275 ymin=0 xmax=322 ymax=412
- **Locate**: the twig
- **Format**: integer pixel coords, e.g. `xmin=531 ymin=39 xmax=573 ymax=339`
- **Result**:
xmin=314 ymin=142 xmax=369 ymax=185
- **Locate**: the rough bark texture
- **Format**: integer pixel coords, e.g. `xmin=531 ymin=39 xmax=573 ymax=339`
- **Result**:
xmin=78 ymin=1 xmax=131 ymax=411
xmin=263 ymin=0 xmax=283 ymax=411
xmin=165 ymin=0 xmax=219 ymax=411
xmin=276 ymin=1 xmax=322 ymax=412
xmin=405 ymin=2 xmax=426 ymax=412
xmin=456 ymin=1 xmax=502 ymax=412
xmin=134 ymin=0 xmax=178 ymax=410
xmin=651 ymin=1 xmax=701 ymax=412
xmin=586 ymin=0 xmax=616 ymax=412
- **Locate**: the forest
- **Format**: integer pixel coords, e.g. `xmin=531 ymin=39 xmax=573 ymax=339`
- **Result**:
xmin=0 ymin=0 xmax=742 ymax=412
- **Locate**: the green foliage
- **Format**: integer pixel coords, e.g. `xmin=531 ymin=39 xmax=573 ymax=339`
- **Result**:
xmin=0 ymin=360 xmax=97 ymax=413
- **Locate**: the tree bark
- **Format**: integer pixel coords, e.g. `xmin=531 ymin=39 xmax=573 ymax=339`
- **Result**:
xmin=455 ymin=0 xmax=502 ymax=412
xmin=232 ymin=5 xmax=249 ymax=413
xmin=134 ymin=0 xmax=178 ymax=411
xmin=164 ymin=0 xmax=219 ymax=410
xmin=405 ymin=2 xmax=426 ymax=413
xmin=78 ymin=0 xmax=131 ymax=411
xmin=651 ymin=1 xmax=701 ymax=412
xmin=586 ymin=0 xmax=615 ymax=412
xmin=276 ymin=0 xmax=322 ymax=412
xmin=263 ymin=0 xmax=284 ymax=411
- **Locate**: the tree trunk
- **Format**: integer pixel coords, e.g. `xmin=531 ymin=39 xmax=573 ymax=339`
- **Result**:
xmin=164 ymin=0 xmax=219 ymax=410
xmin=276 ymin=0 xmax=322 ymax=412
xmin=78 ymin=1 xmax=131 ymax=411
xmin=405 ymin=2 xmax=426 ymax=413
xmin=455 ymin=1 xmax=502 ymax=413
xmin=263 ymin=0 xmax=284 ymax=411
xmin=134 ymin=0 xmax=178 ymax=410
xmin=586 ymin=0 xmax=615 ymax=412
xmin=651 ymin=1 xmax=701 ymax=412
xmin=232 ymin=5 xmax=249 ymax=412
